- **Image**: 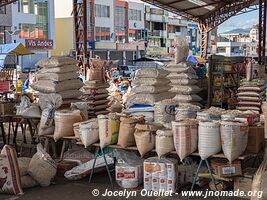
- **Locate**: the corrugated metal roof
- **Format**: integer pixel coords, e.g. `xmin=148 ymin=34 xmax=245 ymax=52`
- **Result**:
xmin=142 ymin=0 xmax=257 ymax=20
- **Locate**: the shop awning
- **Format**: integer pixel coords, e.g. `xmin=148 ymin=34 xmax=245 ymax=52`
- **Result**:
xmin=0 ymin=43 xmax=33 ymax=69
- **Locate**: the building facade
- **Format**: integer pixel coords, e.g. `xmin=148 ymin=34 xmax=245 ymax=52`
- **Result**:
xmin=0 ymin=4 xmax=12 ymax=45
xmin=7 ymin=0 xmax=56 ymax=70
xmin=217 ymin=28 xmax=258 ymax=57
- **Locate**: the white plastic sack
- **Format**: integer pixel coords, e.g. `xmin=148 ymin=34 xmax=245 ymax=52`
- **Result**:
xmin=173 ymin=94 xmax=202 ymax=103
xmin=170 ymin=85 xmax=202 ymax=95
xmin=156 ymin=129 xmax=174 ymax=158
xmin=64 ymin=154 xmax=114 ymax=181
xmin=132 ymin=78 xmax=170 ymax=86
xmin=16 ymin=95 xmax=41 ymax=118
xmin=38 ymin=94 xmax=63 ymax=136
xmin=98 ymin=115 xmax=110 ymax=149
xmin=36 ymin=56 xmax=78 ymax=67
xmin=174 ymin=36 xmax=189 ymax=64
xmin=154 ymin=99 xmax=177 ymax=124
xmin=135 ymin=68 xmax=169 ymax=78
xmin=80 ymin=119 xmax=99 ymax=148
xmin=172 ymin=120 xmax=198 ymax=161
xmin=220 ymin=121 xmax=249 ymax=162
xmin=198 ymin=121 xmax=221 ymax=160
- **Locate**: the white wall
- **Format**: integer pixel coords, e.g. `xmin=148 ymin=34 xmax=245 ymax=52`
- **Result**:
xmin=95 ymin=0 xmax=114 ymax=41
xmin=128 ymin=1 xmax=144 ymax=30
xmin=55 ymin=0 xmax=73 ymax=18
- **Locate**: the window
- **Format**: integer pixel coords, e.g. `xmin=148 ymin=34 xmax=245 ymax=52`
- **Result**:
xmin=0 ymin=26 xmax=5 ymax=44
xmin=18 ymin=0 xmax=34 ymax=14
xmin=95 ymin=4 xmax=110 ymax=18
xmin=217 ymin=47 xmax=226 ymax=53
xmin=175 ymin=26 xmax=181 ymax=33
xmin=115 ymin=6 xmax=126 ymax=42
xmin=129 ymin=9 xmax=141 ymax=21
xmin=95 ymin=27 xmax=110 ymax=41
xmin=0 ymin=6 xmax=6 ymax=14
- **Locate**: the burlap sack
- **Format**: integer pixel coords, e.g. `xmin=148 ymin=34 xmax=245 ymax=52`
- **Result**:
xmin=134 ymin=123 xmax=160 ymax=157
xmin=21 ymin=175 xmax=38 ymax=189
xmin=117 ymin=116 xmax=144 ymax=148
xmin=54 ymin=110 xmax=83 ymax=142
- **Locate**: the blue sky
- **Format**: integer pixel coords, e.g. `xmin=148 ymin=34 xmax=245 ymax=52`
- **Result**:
xmin=218 ymin=10 xmax=259 ymax=33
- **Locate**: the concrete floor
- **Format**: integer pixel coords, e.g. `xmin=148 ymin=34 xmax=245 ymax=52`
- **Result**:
xmin=1 ymin=172 xmax=245 ymax=200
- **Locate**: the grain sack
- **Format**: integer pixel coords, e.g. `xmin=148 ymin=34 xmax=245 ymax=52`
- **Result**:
xmin=98 ymin=115 xmax=110 ymax=149
xmin=36 ymin=56 xmax=78 ymax=67
xmin=88 ymin=58 xmax=109 ymax=81
xmin=164 ymin=64 xmax=196 ymax=73
xmin=73 ymin=122 xmax=81 ymax=141
xmin=16 ymin=95 xmax=41 ymax=118
xmin=220 ymin=121 xmax=249 ymax=162
xmin=240 ymin=78 xmax=265 ymax=87
xmin=168 ymin=72 xmax=198 ymax=80
xmin=246 ymin=60 xmax=253 ymax=81
xmin=172 ymin=120 xmax=198 ymax=161
xmin=126 ymin=92 xmax=175 ymax=106
xmin=18 ymin=157 xmax=31 ymax=176
xmin=262 ymin=103 xmax=267 ymax=140
xmin=21 ymin=175 xmax=38 ymax=189
xmin=251 ymin=157 xmax=267 ymax=200
xmin=57 ymin=90 xmax=83 ymax=100
xmin=134 ymin=123 xmax=160 ymax=157
xmin=115 ymin=150 xmax=143 ymax=189
xmin=135 ymin=68 xmax=169 ymax=78
xmin=36 ymin=71 xmax=79 ymax=82
xmin=71 ymin=102 xmax=88 ymax=120
xmin=198 ymin=121 xmax=221 ymax=160
xmin=170 ymin=78 xmax=198 ymax=85
xmin=54 ymin=110 xmax=83 ymax=142
xmin=117 ymin=116 xmax=145 ymax=148
xmin=31 ymin=79 xmax=83 ymax=93
xmin=173 ymin=94 xmax=202 ymax=103
xmin=170 ymin=85 xmax=202 ymax=95
xmin=79 ymin=118 xmax=99 ymax=148
xmin=238 ymin=86 xmax=265 ymax=92
xmin=132 ymin=78 xmax=170 ymax=86
xmin=154 ymin=99 xmax=178 ymax=124
xmin=28 ymin=144 xmax=57 ymax=187
xmin=38 ymin=65 xmax=79 ymax=73
xmin=109 ymin=113 xmax=120 ymax=144
xmin=63 ymin=148 xmax=94 ymax=164
xmin=156 ymin=129 xmax=174 ymax=158
xmin=174 ymin=36 xmax=189 ymax=64
xmin=175 ymin=105 xmax=200 ymax=121
xmin=83 ymin=88 xmax=108 ymax=95
xmin=131 ymin=85 xmax=171 ymax=94
xmin=38 ymin=93 xmax=63 ymax=136
xmin=237 ymin=91 xmax=265 ymax=97
xmin=0 ymin=145 xmax=23 ymax=195
xmin=84 ymin=80 xmax=109 ymax=88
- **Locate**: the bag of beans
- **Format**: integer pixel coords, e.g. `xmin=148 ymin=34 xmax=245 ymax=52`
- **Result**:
xmin=117 ymin=116 xmax=145 ymax=148
xmin=156 ymin=129 xmax=174 ymax=158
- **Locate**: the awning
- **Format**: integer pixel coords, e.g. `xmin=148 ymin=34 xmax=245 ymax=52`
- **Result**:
xmin=0 ymin=43 xmax=33 ymax=55
xmin=0 ymin=43 xmax=33 ymax=69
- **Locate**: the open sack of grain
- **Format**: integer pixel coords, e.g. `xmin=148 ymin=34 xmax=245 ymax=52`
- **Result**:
xmin=117 ymin=115 xmax=145 ymax=148
xmin=155 ymin=129 xmax=175 ymax=158
xmin=220 ymin=121 xmax=249 ymax=162
xmin=79 ymin=118 xmax=99 ymax=148
xmin=172 ymin=120 xmax=198 ymax=161
xmin=134 ymin=123 xmax=162 ymax=157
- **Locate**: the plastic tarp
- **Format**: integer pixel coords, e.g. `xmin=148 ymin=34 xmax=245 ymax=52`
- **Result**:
xmin=187 ymin=55 xmax=206 ymax=65
xmin=0 ymin=43 xmax=33 ymax=69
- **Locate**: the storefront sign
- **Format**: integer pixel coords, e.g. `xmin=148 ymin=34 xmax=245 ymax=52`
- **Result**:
xmin=117 ymin=43 xmax=145 ymax=51
xmin=95 ymin=42 xmax=116 ymax=50
xmin=25 ymin=39 xmax=53 ymax=49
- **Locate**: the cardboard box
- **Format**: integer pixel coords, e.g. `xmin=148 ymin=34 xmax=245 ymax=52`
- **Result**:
xmin=246 ymin=126 xmax=265 ymax=154
xmin=234 ymin=168 xmax=257 ymax=199
xmin=211 ymin=159 xmax=242 ymax=177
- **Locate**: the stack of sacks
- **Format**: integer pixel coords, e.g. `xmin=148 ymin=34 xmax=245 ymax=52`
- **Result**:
xmin=236 ymin=78 xmax=266 ymax=113
xmin=126 ymin=68 xmax=174 ymax=120
xmin=81 ymin=80 xmax=110 ymax=118
xmin=31 ymin=57 xmax=83 ymax=106
xmin=164 ymin=62 xmax=202 ymax=105
xmin=164 ymin=36 xmax=202 ymax=106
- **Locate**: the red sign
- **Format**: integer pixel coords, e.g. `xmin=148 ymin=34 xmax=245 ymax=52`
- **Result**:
xmin=0 ymin=81 xmax=10 ymax=92
xmin=25 ymin=39 xmax=54 ymax=49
